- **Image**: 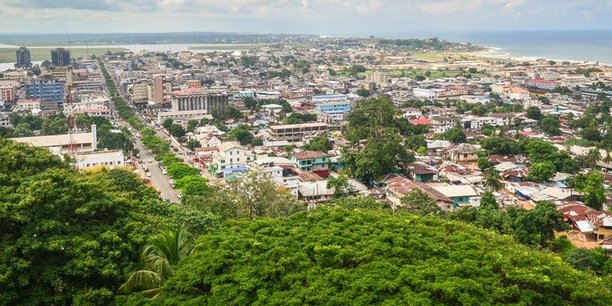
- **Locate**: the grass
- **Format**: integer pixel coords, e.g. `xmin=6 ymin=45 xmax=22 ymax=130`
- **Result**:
xmin=0 ymin=47 xmax=128 ymax=63
xmin=411 ymin=53 xmax=446 ymax=62
xmin=386 ymin=68 xmax=488 ymax=79
xmin=188 ymin=44 xmax=264 ymax=51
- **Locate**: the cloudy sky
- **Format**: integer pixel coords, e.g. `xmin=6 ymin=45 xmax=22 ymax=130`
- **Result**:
xmin=0 ymin=0 xmax=611 ymax=35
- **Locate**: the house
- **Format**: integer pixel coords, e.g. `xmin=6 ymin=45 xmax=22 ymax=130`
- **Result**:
xmin=298 ymin=179 xmax=334 ymax=203
xmin=75 ymin=150 xmax=125 ymax=170
xmin=401 ymin=108 xmax=423 ymax=119
xmin=444 ymin=143 xmax=478 ymax=163
xmin=291 ymin=150 xmax=330 ymax=178
xmin=558 ymin=203 xmax=612 ymax=242
xmin=382 ymin=174 xmax=454 ymax=211
xmin=253 ymin=156 xmax=300 ymax=197
xmin=431 ymin=184 xmax=480 ymax=208
xmin=406 ymin=162 xmax=438 ymax=182
xmin=209 ymin=142 xmax=255 ymax=174
xmin=427 ymin=140 xmax=451 ymax=156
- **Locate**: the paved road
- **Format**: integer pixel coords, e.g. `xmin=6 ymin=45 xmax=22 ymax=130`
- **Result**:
xmin=104 ymin=68 xmax=180 ymax=203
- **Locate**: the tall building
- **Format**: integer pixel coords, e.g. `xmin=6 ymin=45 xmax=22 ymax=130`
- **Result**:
xmin=151 ymin=75 xmax=165 ymax=105
xmin=51 ymin=48 xmax=71 ymax=66
xmin=25 ymin=80 xmax=66 ymax=102
xmin=15 ymin=47 xmax=32 ymax=68
xmin=158 ymin=90 xmax=229 ymax=122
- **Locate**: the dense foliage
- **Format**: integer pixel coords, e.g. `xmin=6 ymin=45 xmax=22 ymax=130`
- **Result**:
xmin=150 ymin=208 xmax=611 ymax=305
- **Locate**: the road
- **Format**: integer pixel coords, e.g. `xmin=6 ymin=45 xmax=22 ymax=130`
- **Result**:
xmin=104 ymin=66 xmax=181 ymax=203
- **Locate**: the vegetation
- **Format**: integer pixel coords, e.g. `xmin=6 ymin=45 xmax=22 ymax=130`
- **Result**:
xmin=303 ymin=133 xmax=333 ymax=152
xmin=150 ymin=208 xmax=611 ymax=305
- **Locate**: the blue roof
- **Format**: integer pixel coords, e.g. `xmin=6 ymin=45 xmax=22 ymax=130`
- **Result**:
xmin=223 ymin=166 xmax=249 ymax=174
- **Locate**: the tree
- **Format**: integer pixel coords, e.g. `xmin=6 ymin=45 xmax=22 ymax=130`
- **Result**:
xmin=416 ymin=146 xmax=428 ymax=156
xmin=243 ymin=97 xmax=258 ymax=111
xmin=118 ymin=226 xmax=192 ymax=297
xmin=539 ymin=115 xmax=561 ymax=136
xmin=528 ymin=162 xmax=556 ymax=182
xmin=484 ymin=168 xmax=502 ymax=192
xmin=327 ymin=175 xmax=355 ymax=199
xmin=162 ymin=118 xmax=174 ymax=130
xmin=187 ymin=120 xmax=199 ymax=133
xmin=228 ymin=124 xmax=254 ymax=146
xmin=152 ymin=208 xmax=611 ymax=305
xmin=400 ymin=189 xmax=442 ymax=215
xmin=169 ymin=124 xmax=186 ymax=138
xmin=167 ymin=162 xmax=200 ymax=180
xmin=186 ymin=139 xmax=201 ymax=151
xmin=404 ymin=134 xmax=427 ymax=151
xmin=570 ymin=171 xmax=606 ymax=210
xmin=580 ymin=127 xmax=602 ymax=142
xmin=356 ymin=88 xmax=371 ymax=97
xmin=303 ymin=134 xmax=333 ymax=152
xmin=478 ymin=156 xmax=491 ymax=170
xmin=438 ymin=127 xmax=467 ymax=143
xmin=526 ymin=106 xmax=543 ymax=121
xmin=31 ymin=65 xmax=41 ymax=76
xmin=479 ymin=191 xmax=499 ymax=210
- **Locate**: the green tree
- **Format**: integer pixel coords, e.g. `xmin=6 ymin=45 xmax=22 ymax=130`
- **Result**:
xmin=580 ymin=127 xmax=602 ymax=142
xmin=438 ymin=127 xmax=467 ymax=143
xmin=186 ymin=139 xmax=201 ymax=151
xmin=169 ymin=124 xmax=186 ymax=138
xmin=162 ymin=118 xmax=174 ymax=130
xmin=478 ymin=156 xmax=491 ymax=170
xmin=528 ymin=162 xmax=557 ymax=182
xmin=484 ymin=168 xmax=502 ymax=192
xmin=228 ymin=124 xmax=254 ymax=146
xmin=539 ymin=115 xmax=561 ymax=136
xmin=356 ymin=88 xmax=371 ymax=97
xmin=327 ymin=175 xmax=355 ymax=199
xmin=526 ymin=106 xmax=543 ymax=121
xmin=570 ymin=171 xmax=606 ymax=210
xmin=479 ymin=191 xmax=499 ymax=210
xmin=186 ymin=120 xmax=199 ymax=133
xmin=303 ymin=134 xmax=333 ymax=152
xmin=400 ymin=189 xmax=442 ymax=215
xmin=404 ymin=134 xmax=427 ymax=151
xmin=153 ymin=207 xmax=611 ymax=305
xmin=167 ymin=163 xmax=200 ymax=180
xmin=118 ymin=226 xmax=192 ymax=297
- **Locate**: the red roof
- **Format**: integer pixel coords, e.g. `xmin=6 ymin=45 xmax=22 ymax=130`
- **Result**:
xmin=410 ymin=118 xmax=431 ymax=126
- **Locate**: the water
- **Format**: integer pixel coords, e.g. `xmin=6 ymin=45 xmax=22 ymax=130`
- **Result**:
xmin=0 ymin=43 xmax=255 ymax=72
xmin=438 ymin=30 xmax=612 ymax=64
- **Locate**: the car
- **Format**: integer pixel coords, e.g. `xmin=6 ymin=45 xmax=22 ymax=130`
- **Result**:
xmin=177 ymin=191 xmax=182 ymax=199
xmin=146 ymin=172 xmax=152 ymax=178
xmin=161 ymin=168 xmax=168 ymax=175
xmin=169 ymin=179 xmax=175 ymax=187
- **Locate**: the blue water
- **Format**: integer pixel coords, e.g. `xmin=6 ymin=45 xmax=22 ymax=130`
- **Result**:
xmin=437 ymin=30 xmax=612 ymax=64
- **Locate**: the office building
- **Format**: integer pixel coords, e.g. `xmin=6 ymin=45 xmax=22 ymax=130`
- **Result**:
xmin=15 ymin=47 xmax=32 ymax=68
xmin=25 ymin=81 xmax=66 ymax=102
xmin=51 ymin=48 xmax=71 ymax=66
xmin=158 ymin=90 xmax=229 ymax=122
xmin=10 ymin=124 xmax=97 ymax=155
xmin=311 ymin=94 xmax=351 ymax=121
xmin=269 ymin=122 xmax=329 ymax=142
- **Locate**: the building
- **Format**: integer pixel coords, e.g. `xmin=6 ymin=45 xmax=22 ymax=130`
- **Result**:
xmin=253 ymin=156 xmax=300 ymax=197
xmin=431 ymin=184 xmax=480 ymax=208
xmin=291 ymin=150 xmax=330 ymax=178
xmin=129 ymin=80 xmax=150 ymax=105
xmin=525 ymin=78 xmax=559 ymax=91
xmin=15 ymin=47 xmax=32 ymax=68
xmin=413 ymin=88 xmax=444 ymax=100
xmin=383 ymin=174 xmax=455 ymax=211
xmin=10 ymin=124 xmax=97 ymax=154
xmin=13 ymin=99 xmax=41 ymax=112
xmin=366 ymin=70 xmax=389 ymax=84
xmin=269 ymin=122 xmax=329 ymax=142
xmin=51 ymin=48 xmax=71 ymax=66
xmin=311 ymin=94 xmax=351 ymax=121
xmin=75 ymin=150 xmax=125 ymax=170
xmin=0 ymin=112 xmax=11 ymax=127
xmin=0 ymin=80 xmax=18 ymax=102
xmin=151 ymin=75 xmax=169 ymax=105
xmin=210 ymin=142 xmax=255 ymax=173
xmin=25 ymin=81 xmax=66 ymax=102
xmin=444 ymin=143 xmax=479 ymax=163
xmin=2 ymin=70 xmax=28 ymax=82
xmin=430 ymin=116 xmax=457 ymax=134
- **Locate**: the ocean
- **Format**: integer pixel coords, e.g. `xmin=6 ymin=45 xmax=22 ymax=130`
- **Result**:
xmin=437 ymin=30 xmax=612 ymax=64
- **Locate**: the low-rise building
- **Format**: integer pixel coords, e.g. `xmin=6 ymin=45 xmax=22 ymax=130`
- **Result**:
xmin=291 ymin=150 xmax=330 ymax=178
xmin=269 ymin=122 xmax=328 ymax=142
xmin=75 ymin=150 xmax=125 ymax=170
xmin=10 ymin=124 xmax=97 ymax=154
xmin=210 ymin=142 xmax=255 ymax=174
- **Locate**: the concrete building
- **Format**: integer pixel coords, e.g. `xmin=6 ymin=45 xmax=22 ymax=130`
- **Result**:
xmin=13 ymin=99 xmax=41 ymax=112
xmin=151 ymin=75 xmax=169 ymax=105
xmin=269 ymin=122 xmax=328 ymax=142
xmin=75 ymin=150 xmax=125 ymax=170
xmin=210 ymin=142 xmax=255 ymax=173
xmin=0 ymin=112 xmax=11 ymax=127
xmin=10 ymin=124 xmax=97 ymax=154
xmin=291 ymin=150 xmax=330 ymax=178
xmin=25 ymin=81 xmax=66 ymax=102
xmin=311 ymin=94 xmax=351 ymax=121
xmin=15 ymin=47 xmax=32 ymax=69
xmin=3 ymin=70 xmax=28 ymax=82
xmin=51 ymin=48 xmax=71 ymax=66
xmin=0 ymin=80 xmax=18 ymax=102
xmin=129 ymin=80 xmax=150 ymax=105
xmin=158 ymin=90 xmax=229 ymax=122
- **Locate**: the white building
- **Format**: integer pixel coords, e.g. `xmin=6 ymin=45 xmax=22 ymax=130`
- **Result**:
xmin=75 ymin=150 xmax=125 ymax=170
xmin=210 ymin=142 xmax=256 ymax=172
xmin=10 ymin=124 xmax=97 ymax=155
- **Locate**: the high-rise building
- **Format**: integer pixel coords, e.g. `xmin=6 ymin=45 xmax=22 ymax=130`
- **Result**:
xmin=151 ymin=75 xmax=165 ymax=104
xmin=25 ymin=80 xmax=66 ymax=102
xmin=15 ymin=47 xmax=32 ymax=68
xmin=51 ymin=48 xmax=71 ymax=66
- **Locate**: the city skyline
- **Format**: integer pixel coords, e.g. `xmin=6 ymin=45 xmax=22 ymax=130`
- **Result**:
xmin=0 ymin=0 xmax=611 ymax=35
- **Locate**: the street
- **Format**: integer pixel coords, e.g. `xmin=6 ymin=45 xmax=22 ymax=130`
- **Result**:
xmin=132 ymin=133 xmax=181 ymax=203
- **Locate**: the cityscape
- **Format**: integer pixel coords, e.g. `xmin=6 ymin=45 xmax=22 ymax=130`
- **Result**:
xmin=1 ymin=1 xmax=612 ymax=305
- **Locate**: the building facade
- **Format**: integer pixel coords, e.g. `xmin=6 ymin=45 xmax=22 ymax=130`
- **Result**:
xmin=51 ymin=48 xmax=71 ymax=66
xmin=25 ymin=81 xmax=66 ymax=102
xmin=15 ymin=47 xmax=32 ymax=68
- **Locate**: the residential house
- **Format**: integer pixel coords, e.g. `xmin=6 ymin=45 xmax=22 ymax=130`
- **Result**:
xmin=382 ymin=174 xmax=454 ymax=211
xmin=406 ymin=162 xmax=438 ymax=182
xmin=209 ymin=142 xmax=255 ymax=174
xmin=291 ymin=150 xmax=330 ymax=178
xmin=444 ymin=143 xmax=479 ymax=163
xmin=431 ymin=184 xmax=480 ymax=208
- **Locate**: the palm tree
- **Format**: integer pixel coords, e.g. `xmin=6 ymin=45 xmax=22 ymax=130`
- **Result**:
xmin=484 ymin=168 xmax=502 ymax=192
xmin=118 ymin=225 xmax=192 ymax=297
xmin=603 ymin=150 xmax=612 ymax=164
xmin=586 ymin=148 xmax=602 ymax=167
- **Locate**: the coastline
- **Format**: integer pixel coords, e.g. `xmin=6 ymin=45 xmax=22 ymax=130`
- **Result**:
xmin=472 ymin=46 xmax=611 ymax=67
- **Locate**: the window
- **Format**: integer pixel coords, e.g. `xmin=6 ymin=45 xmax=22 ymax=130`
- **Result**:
xmin=230 ymin=158 xmax=233 ymax=163
xmin=464 ymin=154 xmax=468 ymax=158
xmin=247 ymin=157 xmax=250 ymax=161
xmin=237 ymin=158 xmax=240 ymax=162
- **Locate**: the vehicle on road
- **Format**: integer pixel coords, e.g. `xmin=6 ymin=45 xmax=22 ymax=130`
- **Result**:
xmin=169 ymin=179 xmax=175 ymax=187
xmin=161 ymin=168 xmax=168 ymax=175
xmin=146 ymin=172 xmax=152 ymax=178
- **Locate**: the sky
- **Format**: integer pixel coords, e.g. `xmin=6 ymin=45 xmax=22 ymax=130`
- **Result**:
xmin=0 ymin=0 xmax=611 ymax=35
